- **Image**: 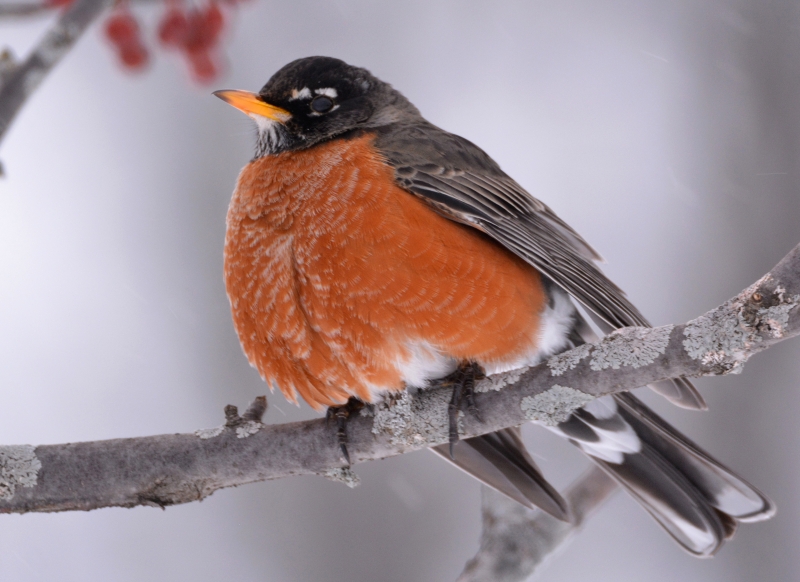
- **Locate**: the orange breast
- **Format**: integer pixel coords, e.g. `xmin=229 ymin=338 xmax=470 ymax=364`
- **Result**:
xmin=224 ymin=133 xmax=546 ymax=409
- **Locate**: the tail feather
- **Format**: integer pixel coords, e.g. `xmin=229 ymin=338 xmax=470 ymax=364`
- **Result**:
xmin=614 ymin=393 xmax=775 ymax=522
xmin=592 ymin=439 xmax=728 ymax=556
xmin=545 ymin=392 xmax=774 ymax=556
xmin=650 ymin=377 xmax=708 ymax=411
xmin=430 ymin=427 xmax=571 ymax=522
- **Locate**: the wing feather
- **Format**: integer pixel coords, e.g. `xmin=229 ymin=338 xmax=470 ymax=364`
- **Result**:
xmin=374 ymin=122 xmax=704 ymax=408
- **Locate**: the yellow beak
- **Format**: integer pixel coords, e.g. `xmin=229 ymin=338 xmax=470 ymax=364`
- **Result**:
xmin=213 ymin=90 xmax=292 ymax=123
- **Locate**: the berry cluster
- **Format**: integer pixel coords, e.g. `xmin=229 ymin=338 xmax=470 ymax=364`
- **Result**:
xmin=82 ymin=0 xmax=237 ymax=83
xmin=158 ymin=1 xmax=225 ymax=82
xmin=104 ymin=5 xmax=149 ymax=70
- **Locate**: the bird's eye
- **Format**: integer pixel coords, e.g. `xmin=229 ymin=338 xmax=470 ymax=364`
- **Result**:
xmin=310 ymin=95 xmax=334 ymax=113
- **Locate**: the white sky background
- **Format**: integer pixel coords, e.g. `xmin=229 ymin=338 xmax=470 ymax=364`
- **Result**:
xmin=0 ymin=1 xmax=799 ymax=580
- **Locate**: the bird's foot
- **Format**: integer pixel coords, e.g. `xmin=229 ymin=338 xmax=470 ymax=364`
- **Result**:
xmin=326 ymin=397 xmax=364 ymax=466
xmin=444 ymin=361 xmax=485 ymax=459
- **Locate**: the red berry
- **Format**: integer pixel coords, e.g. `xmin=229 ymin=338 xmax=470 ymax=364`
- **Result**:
xmin=160 ymin=2 xmax=226 ymax=84
xmin=180 ymin=4 xmax=225 ymax=54
xmin=180 ymin=11 xmax=200 ymax=51
xmin=204 ymin=3 xmax=224 ymax=37
xmin=104 ymin=10 xmax=138 ymax=44
xmin=182 ymin=10 xmax=211 ymax=52
xmin=46 ymin=0 xmax=75 ymax=7
xmin=104 ymin=6 xmax=148 ymax=72
xmin=120 ymin=43 xmax=149 ymax=70
xmin=158 ymin=6 xmax=189 ymax=47
xmin=189 ymin=50 xmax=218 ymax=82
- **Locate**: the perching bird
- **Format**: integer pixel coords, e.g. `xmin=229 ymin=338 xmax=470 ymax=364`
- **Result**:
xmin=215 ymin=56 xmax=773 ymax=556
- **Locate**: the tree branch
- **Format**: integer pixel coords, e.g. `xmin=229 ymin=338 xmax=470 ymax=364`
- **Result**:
xmin=0 ymin=2 xmax=52 ymax=17
xmin=0 ymin=0 xmax=161 ymax=17
xmin=0 ymin=242 xmax=798 ymax=515
xmin=0 ymin=0 xmax=113 ymax=174
xmin=457 ymin=469 xmax=618 ymax=582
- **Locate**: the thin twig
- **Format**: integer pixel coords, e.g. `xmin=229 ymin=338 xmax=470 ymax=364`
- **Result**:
xmin=0 ymin=0 xmax=162 ymax=16
xmin=457 ymin=468 xmax=618 ymax=582
xmin=0 ymin=0 xmax=113 ymax=175
xmin=0 ymin=242 xmax=798 ymax=514
xmin=0 ymin=2 xmax=51 ymax=17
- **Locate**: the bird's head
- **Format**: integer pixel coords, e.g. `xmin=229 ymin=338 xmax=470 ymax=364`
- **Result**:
xmin=214 ymin=56 xmax=420 ymax=157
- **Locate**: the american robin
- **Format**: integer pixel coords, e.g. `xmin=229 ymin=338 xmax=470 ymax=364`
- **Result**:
xmin=215 ymin=56 xmax=773 ymax=556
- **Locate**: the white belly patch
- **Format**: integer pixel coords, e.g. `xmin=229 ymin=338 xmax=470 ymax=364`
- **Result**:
xmin=392 ymin=287 xmax=576 ymax=389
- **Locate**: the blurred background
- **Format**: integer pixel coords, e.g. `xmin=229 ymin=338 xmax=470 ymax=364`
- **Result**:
xmin=1 ymin=0 xmax=798 ymax=580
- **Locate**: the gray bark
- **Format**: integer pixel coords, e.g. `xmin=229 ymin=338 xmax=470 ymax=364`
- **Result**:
xmin=0 ymin=3 xmax=51 ymax=17
xmin=0 ymin=0 xmax=113 ymax=174
xmin=457 ymin=469 xmax=618 ymax=582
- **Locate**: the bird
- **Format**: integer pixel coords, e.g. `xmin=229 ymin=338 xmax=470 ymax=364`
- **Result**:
xmin=214 ymin=56 xmax=774 ymax=556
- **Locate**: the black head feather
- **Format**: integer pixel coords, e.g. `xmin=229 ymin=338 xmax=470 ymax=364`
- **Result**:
xmin=254 ymin=56 xmax=421 ymax=156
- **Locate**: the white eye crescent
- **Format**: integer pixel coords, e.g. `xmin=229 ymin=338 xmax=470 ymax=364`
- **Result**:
xmin=314 ymin=87 xmax=338 ymax=98
xmin=289 ymin=87 xmax=312 ymax=101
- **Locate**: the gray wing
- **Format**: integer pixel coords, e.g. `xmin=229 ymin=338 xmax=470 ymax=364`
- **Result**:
xmin=374 ymin=122 xmax=643 ymax=329
xmin=373 ymin=122 xmax=704 ymax=409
